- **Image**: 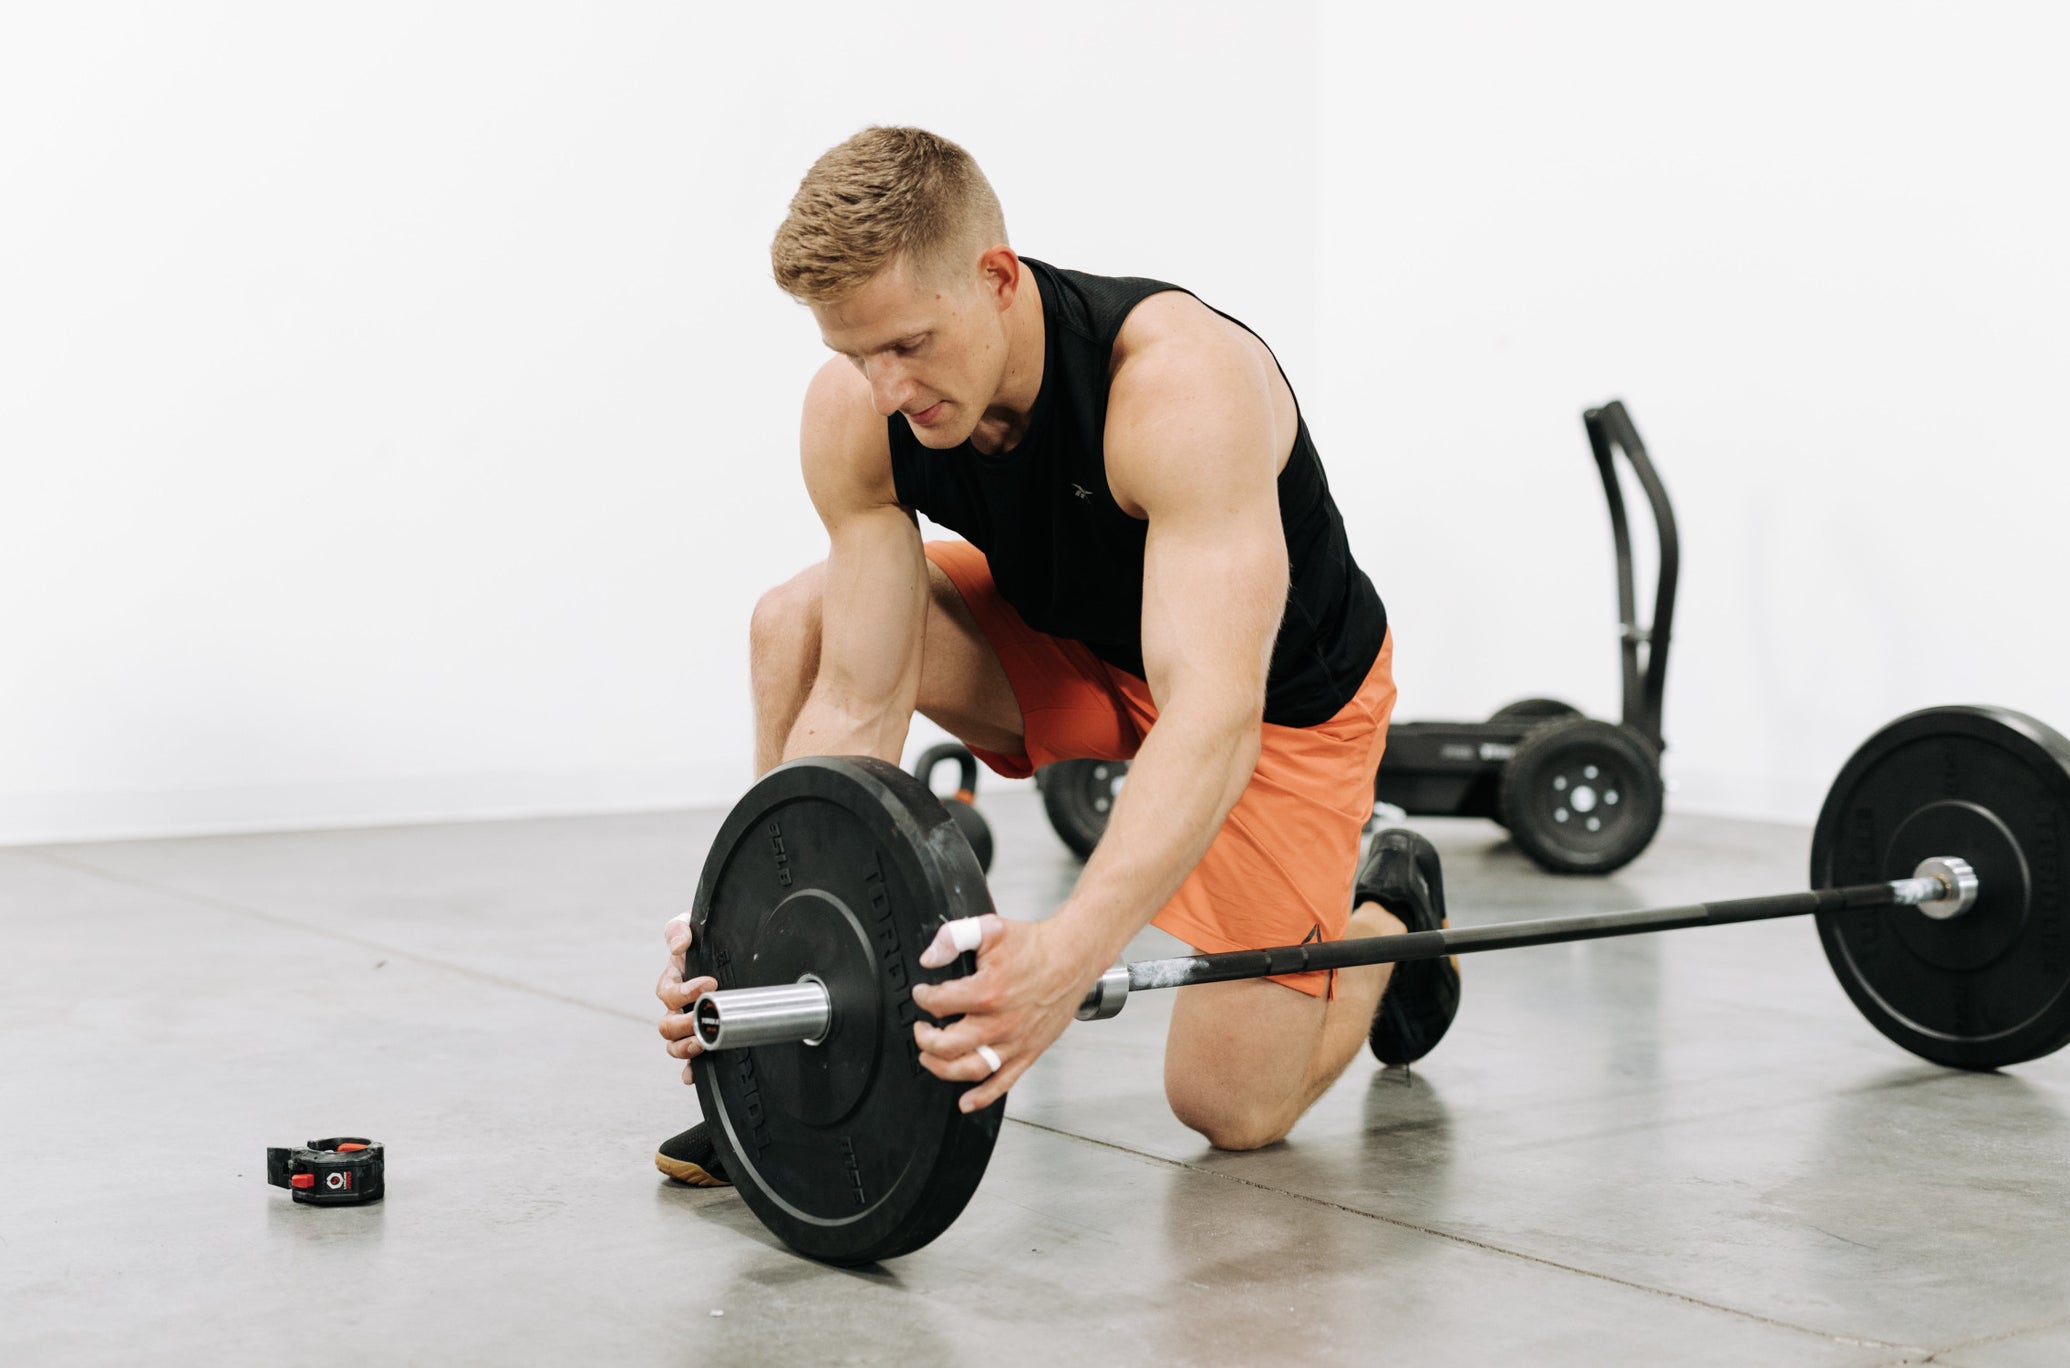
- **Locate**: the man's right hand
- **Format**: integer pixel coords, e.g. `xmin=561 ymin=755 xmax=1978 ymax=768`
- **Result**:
xmin=656 ymin=913 xmax=718 ymax=1084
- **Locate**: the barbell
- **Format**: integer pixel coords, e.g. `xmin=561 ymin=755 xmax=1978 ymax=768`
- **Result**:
xmin=682 ymin=704 xmax=2070 ymax=1266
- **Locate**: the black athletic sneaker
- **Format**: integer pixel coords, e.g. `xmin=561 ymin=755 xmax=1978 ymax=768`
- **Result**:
xmin=655 ymin=1121 xmax=731 ymax=1188
xmin=1361 ymin=828 xmax=1462 ymax=1065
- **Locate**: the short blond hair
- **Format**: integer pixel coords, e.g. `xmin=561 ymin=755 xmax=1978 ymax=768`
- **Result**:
xmin=771 ymin=127 xmax=1007 ymax=303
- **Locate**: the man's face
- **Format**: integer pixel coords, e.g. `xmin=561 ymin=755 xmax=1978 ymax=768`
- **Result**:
xmin=813 ymin=250 xmax=1012 ymax=449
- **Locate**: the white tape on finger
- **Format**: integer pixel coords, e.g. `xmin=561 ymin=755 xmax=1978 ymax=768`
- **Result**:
xmin=945 ymin=917 xmax=986 ymax=953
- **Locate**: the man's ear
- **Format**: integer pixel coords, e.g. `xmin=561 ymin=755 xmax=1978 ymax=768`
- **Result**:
xmin=977 ymin=245 xmax=1022 ymax=312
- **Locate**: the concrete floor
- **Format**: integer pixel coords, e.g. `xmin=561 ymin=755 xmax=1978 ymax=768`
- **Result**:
xmin=5 ymin=791 xmax=2068 ymax=1366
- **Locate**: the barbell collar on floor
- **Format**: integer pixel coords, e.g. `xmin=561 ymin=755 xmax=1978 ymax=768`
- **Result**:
xmin=689 ymin=858 xmax=1973 ymax=1051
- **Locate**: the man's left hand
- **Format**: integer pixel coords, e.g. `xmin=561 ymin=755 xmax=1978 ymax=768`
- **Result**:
xmin=910 ymin=914 xmax=1099 ymax=1113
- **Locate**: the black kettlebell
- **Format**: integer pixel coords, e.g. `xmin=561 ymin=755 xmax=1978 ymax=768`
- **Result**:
xmin=914 ymin=742 xmax=995 ymax=873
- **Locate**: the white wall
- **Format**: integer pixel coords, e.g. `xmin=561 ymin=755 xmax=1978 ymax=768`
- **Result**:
xmin=9 ymin=2 xmax=2065 ymax=846
xmin=1317 ymin=1 xmax=2070 ymax=821
xmin=0 ymin=1 xmax=1320 ymax=843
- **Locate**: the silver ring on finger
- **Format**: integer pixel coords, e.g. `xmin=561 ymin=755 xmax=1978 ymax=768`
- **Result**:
xmin=974 ymin=1043 xmax=1002 ymax=1076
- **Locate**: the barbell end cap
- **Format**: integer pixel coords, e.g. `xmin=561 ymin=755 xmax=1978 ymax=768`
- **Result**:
xmin=692 ymin=995 xmax=723 ymax=1049
xmin=1914 ymin=856 xmax=1979 ymax=920
xmin=1075 ymin=965 xmax=1132 ymax=1022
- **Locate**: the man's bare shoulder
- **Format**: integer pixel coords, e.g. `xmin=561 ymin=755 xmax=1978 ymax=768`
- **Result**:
xmin=1105 ymin=290 xmax=1296 ymax=512
xmin=803 ymin=357 xmax=885 ymax=454
xmin=1109 ymin=290 xmax=1259 ymax=378
xmin=801 ymin=358 xmax=896 ymax=510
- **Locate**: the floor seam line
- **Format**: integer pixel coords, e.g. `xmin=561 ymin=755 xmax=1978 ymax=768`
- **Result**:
xmin=17 ymin=848 xmax=651 ymax=1026
xmin=1928 ymin=1309 xmax=2070 ymax=1357
xmin=1003 ymin=1115 xmax=1928 ymax=1355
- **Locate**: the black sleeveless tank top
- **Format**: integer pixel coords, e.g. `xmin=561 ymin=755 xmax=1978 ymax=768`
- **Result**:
xmin=887 ymin=258 xmax=1385 ymax=729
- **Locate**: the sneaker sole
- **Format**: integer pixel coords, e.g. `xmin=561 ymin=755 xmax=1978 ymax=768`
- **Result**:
xmin=655 ymin=1152 xmax=731 ymax=1188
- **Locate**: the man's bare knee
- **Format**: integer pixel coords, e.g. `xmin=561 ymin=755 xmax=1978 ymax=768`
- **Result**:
xmin=1167 ymin=1078 xmax=1295 ymax=1153
xmin=750 ymin=565 xmax=824 ymax=669
xmin=1163 ymin=978 xmax=1320 ymax=1151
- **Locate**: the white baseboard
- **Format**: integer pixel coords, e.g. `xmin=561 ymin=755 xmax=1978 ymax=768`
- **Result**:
xmin=1663 ymin=766 xmax=1830 ymax=827
xmin=0 ymin=766 xmax=726 ymax=847
xmin=1 ymin=761 xmax=1042 ymax=848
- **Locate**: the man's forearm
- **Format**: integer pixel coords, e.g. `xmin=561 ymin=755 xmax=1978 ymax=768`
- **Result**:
xmin=1049 ymin=705 xmax=1261 ymax=974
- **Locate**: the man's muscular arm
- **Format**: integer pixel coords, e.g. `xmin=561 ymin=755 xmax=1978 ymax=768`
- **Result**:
xmin=656 ymin=360 xmax=925 ymax=1086
xmin=781 ymin=358 xmax=929 ymax=767
xmin=910 ymin=299 xmax=1291 ymax=1110
xmin=1044 ymin=303 xmax=1290 ymax=970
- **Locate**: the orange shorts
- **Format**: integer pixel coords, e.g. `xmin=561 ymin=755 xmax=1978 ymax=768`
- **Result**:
xmin=925 ymin=539 xmax=1397 ymax=998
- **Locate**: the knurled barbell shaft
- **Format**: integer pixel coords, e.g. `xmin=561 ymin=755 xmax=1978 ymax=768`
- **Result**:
xmin=1118 ymin=870 xmax=1953 ymax=995
xmin=690 ymin=860 xmax=1974 ymax=1048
